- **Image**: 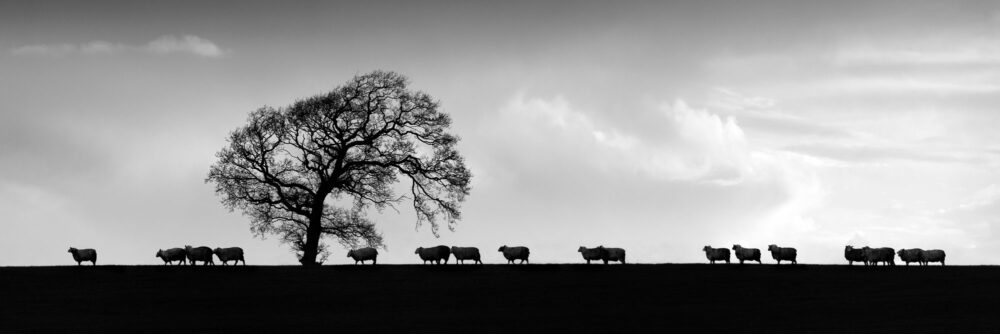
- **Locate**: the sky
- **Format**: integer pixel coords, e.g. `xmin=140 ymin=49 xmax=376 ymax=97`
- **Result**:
xmin=2 ymin=0 xmax=999 ymax=265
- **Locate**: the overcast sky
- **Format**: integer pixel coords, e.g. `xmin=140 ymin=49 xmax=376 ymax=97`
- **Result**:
xmin=2 ymin=1 xmax=999 ymax=265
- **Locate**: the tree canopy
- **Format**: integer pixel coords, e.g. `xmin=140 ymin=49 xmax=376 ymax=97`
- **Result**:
xmin=206 ymin=71 xmax=472 ymax=265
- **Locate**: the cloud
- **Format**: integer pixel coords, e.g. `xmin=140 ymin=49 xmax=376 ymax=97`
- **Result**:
xmin=705 ymin=88 xmax=852 ymax=140
xmin=495 ymin=94 xmax=758 ymax=184
xmin=9 ymin=35 xmax=228 ymax=58
xmin=833 ymin=37 xmax=1000 ymax=66
xmin=80 ymin=41 xmax=126 ymax=55
xmin=783 ymin=143 xmax=984 ymax=165
xmin=145 ymin=35 xmax=227 ymax=57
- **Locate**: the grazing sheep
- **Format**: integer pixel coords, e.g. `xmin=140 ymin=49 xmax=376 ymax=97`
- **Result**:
xmin=920 ymin=249 xmax=946 ymax=266
xmin=578 ymin=246 xmax=604 ymax=264
xmin=185 ymin=245 xmax=215 ymax=266
xmin=862 ymin=246 xmax=895 ymax=266
xmin=156 ymin=248 xmax=187 ymax=265
xmin=498 ymin=245 xmax=530 ymax=264
xmin=415 ymin=245 xmax=451 ymax=265
xmin=214 ymin=247 xmax=246 ymax=266
xmin=767 ymin=245 xmax=797 ymax=265
xmin=702 ymin=246 xmax=730 ymax=264
xmin=844 ymin=246 xmax=868 ymax=266
xmin=450 ymin=246 xmax=482 ymax=265
xmin=732 ymin=245 xmax=762 ymax=265
xmin=347 ymin=247 xmax=378 ymax=265
xmin=67 ymin=247 xmax=97 ymax=266
xmin=896 ymin=248 xmax=923 ymax=266
xmin=601 ymin=247 xmax=626 ymax=265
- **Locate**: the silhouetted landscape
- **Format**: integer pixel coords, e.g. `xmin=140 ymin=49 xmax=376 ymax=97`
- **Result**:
xmin=3 ymin=264 xmax=997 ymax=332
xmin=5 ymin=2 xmax=1000 ymax=332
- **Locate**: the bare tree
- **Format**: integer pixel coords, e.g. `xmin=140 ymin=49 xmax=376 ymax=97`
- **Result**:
xmin=206 ymin=71 xmax=472 ymax=265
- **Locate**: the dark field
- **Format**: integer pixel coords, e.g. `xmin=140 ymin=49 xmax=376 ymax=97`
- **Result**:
xmin=2 ymin=264 xmax=997 ymax=333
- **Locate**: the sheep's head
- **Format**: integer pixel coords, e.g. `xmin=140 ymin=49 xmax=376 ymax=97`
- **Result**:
xmin=214 ymin=248 xmax=222 ymax=254
xmin=347 ymin=250 xmax=355 ymax=258
xmin=414 ymin=247 xmax=422 ymax=254
xmin=577 ymin=246 xmax=586 ymax=253
xmin=156 ymin=250 xmax=163 ymax=258
xmin=497 ymin=246 xmax=506 ymax=252
xmin=185 ymin=245 xmax=193 ymax=251
xmin=703 ymin=246 xmax=711 ymax=252
xmin=768 ymin=245 xmax=778 ymax=251
xmin=897 ymin=249 xmax=905 ymax=256
xmin=732 ymin=244 xmax=741 ymax=250
xmin=67 ymin=247 xmax=77 ymax=253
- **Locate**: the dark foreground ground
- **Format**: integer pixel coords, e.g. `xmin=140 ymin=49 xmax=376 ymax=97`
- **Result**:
xmin=2 ymin=264 xmax=997 ymax=333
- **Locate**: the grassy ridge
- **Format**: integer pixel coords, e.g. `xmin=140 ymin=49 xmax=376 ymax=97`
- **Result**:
xmin=2 ymin=264 xmax=997 ymax=333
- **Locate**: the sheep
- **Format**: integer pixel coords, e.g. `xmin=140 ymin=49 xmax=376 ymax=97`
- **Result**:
xmin=415 ymin=245 xmax=451 ymax=265
xmin=862 ymin=246 xmax=895 ymax=266
xmin=767 ymin=245 xmax=797 ymax=265
xmin=731 ymin=245 xmax=762 ymax=265
xmin=498 ymin=245 xmax=529 ymax=264
xmin=702 ymin=246 xmax=730 ymax=264
xmin=896 ymin=248 xmax=923 ymax=266
xmin=185 ymin=245 xmax=215 ymax=266
xmin=214 ymin=247 xmax=246 ymax=266
xmin=156 ymin=248 xmax=187 ymax=265
xmin=844 ymin=246 xmax=868 ymax=266
xmin=347 ymin=247 xmax=378 ymax=265
xmin=450 ymin=246 xmax=482 ymax=265
xmin=578 ymin=246 xmax=604 ymax=264
xmin=601 ymin=247 xmax=626 ymax=265
xmin=67 ymin=247 xmax=97 ymax=266
xmin=920 ymin=249 xmax=946 ymax=266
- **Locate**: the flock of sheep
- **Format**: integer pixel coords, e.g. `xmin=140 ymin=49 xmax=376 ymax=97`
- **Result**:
xmin=843 ymin=246 xmax=947 ymax=266
xmin=65 ymin=244 xmax=947 ymax=266
xmin=701 ymin=245 xmax=946 ymax=266
xmin=66 ymin=246 xmax=246 ymax=266
xmin=702 ymin=245 xmax=798 ymax=265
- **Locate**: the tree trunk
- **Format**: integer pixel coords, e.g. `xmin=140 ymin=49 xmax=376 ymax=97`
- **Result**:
xmin=299 ymin=213 xmax=323 ymax=266
xmin=300 ymin=187 xmax=332 ymax=266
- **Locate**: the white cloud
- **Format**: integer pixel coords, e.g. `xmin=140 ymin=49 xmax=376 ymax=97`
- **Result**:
xmin=80 ymin=41 xmax=125 ymax=55
xmin=497 ymin=94 xmax=760 ymax=184
xmin=146 ymin=35 xmax=227 ymax=57
xmin=834 ymin=38 xmax=1000 ymax=66
xmin=9 ymin=35 xmax=228 ymax=58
